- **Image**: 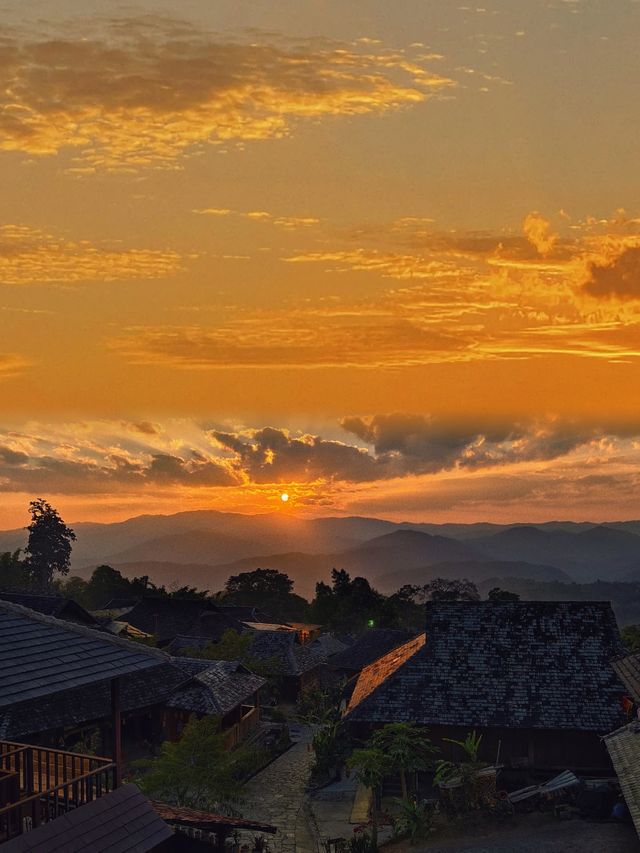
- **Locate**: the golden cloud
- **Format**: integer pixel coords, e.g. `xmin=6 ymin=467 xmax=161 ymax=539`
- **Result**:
xmin=0 ymin=224 xmax=182 ymax=284
xmin=0 ymin=353 xmax=29 ymax=380
xmin=0 ymin=20 xmax=455 ymax=170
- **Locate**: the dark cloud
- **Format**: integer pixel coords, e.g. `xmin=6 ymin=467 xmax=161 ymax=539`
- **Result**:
xmin=583 ymin=247 xmax=640 ymax=300
xmin=211 ymin=426 xmax=377 ymax=483
xmin=0 ymin=448 xmax=236 ymax=494
xmin=341 ymin=414 xmax=594 ymax=474
xmin=0 ymin=446 xmax=28 ymax=465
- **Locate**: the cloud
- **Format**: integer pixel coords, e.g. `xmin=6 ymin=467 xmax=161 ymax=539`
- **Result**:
xmin=582 ymin=246 xmax=640 ymax=300
xmin=211 ymin=426 xmax=377 ymax=483
xmin=0 ymin=417 xmax=637 ymax=510
xmin=0 ymin=422 xmax=238 ymax=495
xmin=522 ymin=212 xmax=559 ymax=256
xmin=341 ymin=414 xmax=594 ymax=473
xmin=110 ymin=315 xmax=467 ymax=370
xmin=0 ymin=224 xmax=182 ymax=284
xmin=0 ymin=19 xmax=455 ymax=170
xmin=0 ymin=353 xmax=29 ymax=379
xmin=193 ymin=208 xmax=320 ymax=229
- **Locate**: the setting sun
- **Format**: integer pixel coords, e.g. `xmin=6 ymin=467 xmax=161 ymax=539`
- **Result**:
xmin=280 ymin=493 xmax=289 ymax=503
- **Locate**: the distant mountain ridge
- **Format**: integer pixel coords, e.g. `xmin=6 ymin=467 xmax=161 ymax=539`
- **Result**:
xmin=2 ymin=510 xmax=640 ymax=597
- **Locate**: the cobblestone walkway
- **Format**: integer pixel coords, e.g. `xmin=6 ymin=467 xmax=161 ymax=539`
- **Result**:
xmin=243 ymin=727 xmax=316 ymax=852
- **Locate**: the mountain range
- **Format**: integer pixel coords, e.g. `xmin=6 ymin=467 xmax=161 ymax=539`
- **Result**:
xmin=3 ymin=511 xmax=640 ymax=599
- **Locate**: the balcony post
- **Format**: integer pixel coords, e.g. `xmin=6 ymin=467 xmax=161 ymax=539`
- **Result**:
xmin=111 ymin=678 xmax=122 ymax=787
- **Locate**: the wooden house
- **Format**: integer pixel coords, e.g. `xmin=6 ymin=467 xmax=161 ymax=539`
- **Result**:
xmin=345 ymin=601 xmax=626 ymax=774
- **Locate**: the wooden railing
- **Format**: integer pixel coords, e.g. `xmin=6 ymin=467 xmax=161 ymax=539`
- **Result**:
xmin=223 ymin=706 xmax=260 ymax=750
xmin=0 ymin=741 xmax=116 ymax=841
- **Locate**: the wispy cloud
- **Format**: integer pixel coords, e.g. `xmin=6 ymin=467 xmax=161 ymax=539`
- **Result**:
xmin=0 ymin=18 xmax=455 ymax=171
xmin=0 ymin=224 xmax=182 ymax=284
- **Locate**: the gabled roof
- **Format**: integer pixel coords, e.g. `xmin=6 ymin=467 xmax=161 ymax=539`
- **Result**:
xmin=1 ymin=784 xmax=172 ymax=852
xmin=604 ymin=722 xmax=640 ymax=837
xmin=166 ymin=659 xmax=266 ymax=716
xmin=0 ymin=600 xmax=167 ymax=709
xmin=121 ymin=597 xmax=242 ymax=644
xmin=346 ymin=601 xmax=625 ymax=731
xmin=248 ymin=629 xmax=325 ymax=676
xmin=0 ymin=591 xmax=97 ymax=624
xmin=328 ymin=628 xmax=418 ymax=673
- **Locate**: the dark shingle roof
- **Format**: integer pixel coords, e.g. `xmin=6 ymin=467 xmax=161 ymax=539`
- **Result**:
xmin=122 ymin=597 xmax=242 ymax=644
xmin=0 ymin=784 xmax=172 ymax=852
xmin=346 ymin=601 xmax=625 ymax=731
xmin=248 ymin=629 xmax=325 ymax=676
xmin=0 ymin=654 xmax=262 ymax=740
xmin=167 ymin=659 xmax=266 ymax=716
xmin=0 ymin=592 xmax=96 ymax=624
xmin=328 ymin=628 xmax=417 ymax=673
xmin=0 ymin=600 xmax=167 ymax=710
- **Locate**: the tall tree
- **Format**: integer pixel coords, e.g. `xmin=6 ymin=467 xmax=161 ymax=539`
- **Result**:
xmin=25 ymin=499 xmax=76 ymax=591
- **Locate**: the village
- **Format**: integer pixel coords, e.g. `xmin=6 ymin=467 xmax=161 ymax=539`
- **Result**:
xmin=2 ymin=504 xmax=640 ymax=852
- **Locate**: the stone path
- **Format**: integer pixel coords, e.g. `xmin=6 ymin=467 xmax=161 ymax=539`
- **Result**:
xmin=243 ymin=725 xmax=316 ymax=852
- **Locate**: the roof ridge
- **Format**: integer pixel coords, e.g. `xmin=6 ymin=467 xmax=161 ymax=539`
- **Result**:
xmin=0 ymin=599 xmax=168 ymax=661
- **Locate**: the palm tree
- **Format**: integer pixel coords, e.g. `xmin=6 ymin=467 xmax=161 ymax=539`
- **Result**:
xmin=347 ymin=748 xmax=390 ymax=849
xmin=371 ymin=722 xmax=438 ymax=800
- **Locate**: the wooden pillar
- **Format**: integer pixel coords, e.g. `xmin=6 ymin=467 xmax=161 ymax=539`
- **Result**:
xmin=111 ymin=678 xmax=122 ymax=787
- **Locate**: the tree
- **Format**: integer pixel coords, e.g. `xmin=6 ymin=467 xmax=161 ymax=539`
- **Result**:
xmin=0 ymin=550 xmax=28 ymax=590
xmin=423 ymin=578 xmax=480 ymax=602
xmin=223 ymin=568 xmax=308 ymax=622
xmin=621 ymin=624 xmax=640 ymax=653
xmin=25 ymin=499 xmax=76 ymax=591
xmin=347 ymin=748 xmax=391 ymax=849
xmin=225 ymin=568 xmax=293 ymax=598
xmin=371 ymin=723 xmax=438 ymax=800
xmin=487 ymin=587 xmax=520 ymax=602
xmin=136 ymin=715 xmax=241 ymax=809
xmin=309 ymin=569 xmax=385 ymax=633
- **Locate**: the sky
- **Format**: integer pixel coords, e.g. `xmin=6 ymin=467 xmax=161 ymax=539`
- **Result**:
xmin=2 ymin=0 xmax=640 ymax=527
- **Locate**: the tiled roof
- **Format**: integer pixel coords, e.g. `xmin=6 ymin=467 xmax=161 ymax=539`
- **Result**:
xmin=166 ymin=659 xmax=266 ymax=716
xmin=614 ymin=653 xmax=640 ymax=703
xmin=0 ymin=659 xmax=194 ymax=740
xmin=0 ymin=600 xmax=166 ymax=710
xmin=247 ymin=629 xmax=326 ymax=676
xmin=121 ymin=597 xmax=243 ymax=644
xmin=604 ymin=722 xmax=640 ymax=836
xmin=152 ymin=800 xmax=276 ymax=833
xmin=347 ymin=634 xmax=426 ymax=713
xmin=1 ymin=784 xmax=172 ymax=852
xmin=0 ymin=592 xmax=96 ymax=624
xmin=0 ymin=654 xmax=265 ymax=740
xmin=346 ymin=601 xmax=626 ymax=731
xmin=328 ymin=628 xmax=418 ymax=673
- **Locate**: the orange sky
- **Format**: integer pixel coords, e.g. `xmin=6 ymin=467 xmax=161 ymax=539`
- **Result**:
xmin=2 ymin=1 xmax=640 ymax=528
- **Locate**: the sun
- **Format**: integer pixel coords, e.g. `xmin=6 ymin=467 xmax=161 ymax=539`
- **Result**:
xmin=280 ymin=492 xmax=289 ymax=503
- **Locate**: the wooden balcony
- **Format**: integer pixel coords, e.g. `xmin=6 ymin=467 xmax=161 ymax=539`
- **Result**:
xmin=0 ymin=740 xmax=116 ymax=842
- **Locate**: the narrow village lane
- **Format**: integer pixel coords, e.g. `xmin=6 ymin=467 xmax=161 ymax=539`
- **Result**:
xmin=243 ymin=726 xmax=316 ymax=852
